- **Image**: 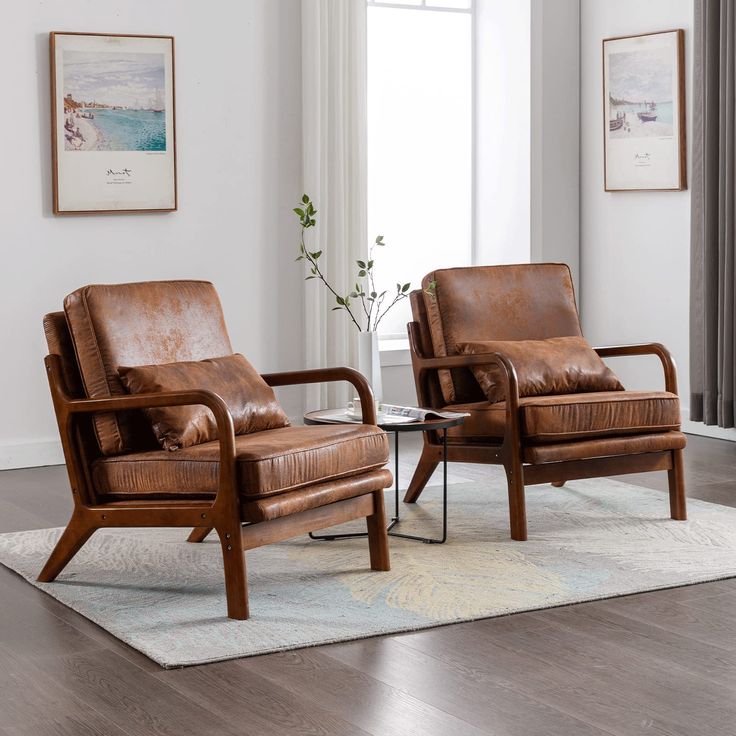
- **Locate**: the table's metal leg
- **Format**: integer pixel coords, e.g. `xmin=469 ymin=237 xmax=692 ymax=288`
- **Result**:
xmin=309 ymin=430 xmax=399 ymax=541
xmin=388 ymin=428 xmax=449 ymax=544
xmin=310 ymin=428 xmax=449 ymax=544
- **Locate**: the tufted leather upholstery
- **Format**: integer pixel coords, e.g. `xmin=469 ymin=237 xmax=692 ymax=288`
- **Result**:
xmin=64 ymin=280 xmax=233 ymax=455
xmin=91 ymin=424 xmax=389 ymax=501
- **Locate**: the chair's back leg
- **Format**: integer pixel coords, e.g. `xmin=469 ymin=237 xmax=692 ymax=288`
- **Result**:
xmin=187 ymin=526 xmax=213 ymax=543
xmin=37 ymin=513 xmax=96 ymax=582
xmin=403 ymin=442 xmax=442 ymax=504
xmin=668 ymin=448 xmax=687 ymax=520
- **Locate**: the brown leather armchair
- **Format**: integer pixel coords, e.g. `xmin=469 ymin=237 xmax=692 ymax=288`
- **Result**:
xmin=40 ymin=280 xmax=391 ymax=620
xmin=406 ymin=264 xmax=686 ymax=541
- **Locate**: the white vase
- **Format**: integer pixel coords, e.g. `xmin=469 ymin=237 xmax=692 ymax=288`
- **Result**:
xmin=357 ymin=330 xmax=383 ymax=405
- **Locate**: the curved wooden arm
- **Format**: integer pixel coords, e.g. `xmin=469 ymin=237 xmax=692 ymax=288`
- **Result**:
xmin=594 ymin=343 xmax=678 ymax=394
xmin=45 ymin=354 xmax=238 ymax=509
xmin=261 ymin=366 xmax=377 ymax=424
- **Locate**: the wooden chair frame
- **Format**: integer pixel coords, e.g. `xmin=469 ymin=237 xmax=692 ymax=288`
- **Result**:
xmin=40 ymin=355 xmax=390 ymax=620
xmin=406 ymin=321 xmax=687 ymax=541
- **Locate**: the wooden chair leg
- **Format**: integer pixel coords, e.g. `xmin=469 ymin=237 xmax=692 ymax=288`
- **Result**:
xmin=187 ymin=526 xmax=213 ymax=543
xmin=403 ymin=446 xmax=441 ymax=503
xmin=668 ymin=448 xmax=687 ymax=520
xmin=366 ymin=490 xmax=390 ymax=571
xmin=551 ymin=480 xmax=566 ymax=488
xmin=37 ymin=514 xmax=96 ymax=582
xmin=504 ymin=460 xmax=528 ymax=541
xmin=217 ymin=525 xmax=249 ymax=620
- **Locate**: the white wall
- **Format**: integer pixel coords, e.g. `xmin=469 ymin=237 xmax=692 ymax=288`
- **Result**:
xmin=0 ymin=1 xmax=304 ymax=469
xmin=580 ymin=1 xmax=694 ymax=406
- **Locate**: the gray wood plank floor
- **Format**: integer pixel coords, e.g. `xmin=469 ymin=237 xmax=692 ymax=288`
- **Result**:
xmin=0 ymin=433 xmax=734 ymax=736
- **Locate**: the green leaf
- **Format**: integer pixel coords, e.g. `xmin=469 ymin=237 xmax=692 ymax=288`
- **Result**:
xmin=302 ymin=193 xmax=309 ymax=204
xmin=349 ymin=291 xmax=358 ymax=298
xmin=309 ymin=219 xmax=316 ymax=226
xmin=310 ymin=250 xmax=322 ymax=259
xmin=295 ymin=255 xmax=304 ymax=261
xmin=402 ymin=282 xmax=410 ymax=292
xmin=371 ymin=291 xmax=377 ymax=298
xmin=305 ymin=275 xmax=316 ymax=280
xmin=336 ymin=296 xmax=345 ymax=305
xmin=357 ymin=260 xmax=366 ymax=268
xmin=293 ymin=207 xmax=305 ymax=217
xmin=375 ymin=235 xmax=384 ymax=245
xmin=331 ymin=306 xmax=342 ymax=311
xmin=358 ymin=270 xmax=367 ymax=277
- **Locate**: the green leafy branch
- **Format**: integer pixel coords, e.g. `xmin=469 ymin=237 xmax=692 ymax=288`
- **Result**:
xmin=294 ymin=194 xmax=411 ymax=332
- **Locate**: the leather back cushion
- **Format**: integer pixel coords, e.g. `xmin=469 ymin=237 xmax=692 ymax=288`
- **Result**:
xmin=119 ymin=354 xmax=290 ymax=451
xmin=43 ymin=312 xmax=85 ymax=399
xmin=458 ymin=337 xmax=624 ymax=403
xmin=64 ymin=281 xmax=233 ymax=455
xmin=422 ymin=264 xmax=583 ymax=403
xmin=409 ymin=290 xmax=445 ymax=409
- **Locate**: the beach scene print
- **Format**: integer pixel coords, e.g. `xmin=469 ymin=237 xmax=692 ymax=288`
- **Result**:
xmin=608 ymin=46 xmax=674 ymax=139
xmin=62 ymin=50 xmax=166 ymax=152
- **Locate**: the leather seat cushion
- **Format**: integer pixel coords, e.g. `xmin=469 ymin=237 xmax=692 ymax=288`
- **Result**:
xmin=92 ymin=425 xmax=389 ymax=500
xmin=522 ymin=431 xmax=687 ymax=464
xmin=242 ymin=469 xmax=393 ymax=522
xmin=445 ymin=391 xmax=681 ymax=443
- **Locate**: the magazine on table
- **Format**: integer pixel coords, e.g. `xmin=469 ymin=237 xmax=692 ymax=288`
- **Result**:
xmin=379 ymin=404 xmax=470 ymax=422
xmin=318 ymin=404 xmax=469 ymax=425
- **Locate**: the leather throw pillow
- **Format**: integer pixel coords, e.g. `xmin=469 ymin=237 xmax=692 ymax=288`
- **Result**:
xmin=118 ymin=354 xmax=290 ymax=451
xmin=457 ymin=336 xmax=624 ymax=403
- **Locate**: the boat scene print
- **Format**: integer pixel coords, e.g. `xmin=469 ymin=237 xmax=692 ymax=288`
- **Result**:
xmin=62 ymin=50 xmax=166 ymax=152
xmin=607 ymin=45 xmax=675 ymax=139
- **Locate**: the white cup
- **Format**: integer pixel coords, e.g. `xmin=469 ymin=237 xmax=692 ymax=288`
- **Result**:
xmin=346 ymin=397 xmax=382 ymax=420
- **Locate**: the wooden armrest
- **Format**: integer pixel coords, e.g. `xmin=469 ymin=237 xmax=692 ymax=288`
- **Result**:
xmin=261 ymin=366 xmax=377 ymax=424
xmin=593 ymin=343 xmax=678 ymax=394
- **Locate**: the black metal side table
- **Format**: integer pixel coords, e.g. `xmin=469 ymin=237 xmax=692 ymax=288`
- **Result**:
xmin=303 ymin=410 xmax=465 ymax=544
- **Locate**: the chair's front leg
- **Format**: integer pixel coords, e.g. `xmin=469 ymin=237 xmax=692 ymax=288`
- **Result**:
xmin=216 ymin=520 xmax=249 ymax=620
xmin=504 ymin=453 xmax=527 ymax=541
xmin=366 ymin=490 xmax=390 ymax=571
xmin=668 ymin=448 xmax=687 ymax=520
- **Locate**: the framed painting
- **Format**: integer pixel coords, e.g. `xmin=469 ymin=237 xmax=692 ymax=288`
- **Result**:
xmin=50 ymin=32 xmax=177 ymax=214
xmin=602 ymin=29 xmax=686 ymax=192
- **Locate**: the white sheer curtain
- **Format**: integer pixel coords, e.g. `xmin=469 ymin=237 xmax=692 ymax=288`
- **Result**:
xmin=301 ymin=0 xmax=368 ymax=409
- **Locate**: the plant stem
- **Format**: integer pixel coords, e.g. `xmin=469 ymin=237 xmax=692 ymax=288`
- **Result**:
xmin=301 ymin=228 xmax=362 ymax=330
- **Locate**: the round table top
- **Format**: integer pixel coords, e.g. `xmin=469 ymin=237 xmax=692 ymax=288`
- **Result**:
xmin=303 ymin=409 xmax=465 ymax=432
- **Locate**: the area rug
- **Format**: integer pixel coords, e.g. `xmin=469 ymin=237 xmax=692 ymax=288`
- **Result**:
xmin=1 ymin=478 xmax=735 ymax=668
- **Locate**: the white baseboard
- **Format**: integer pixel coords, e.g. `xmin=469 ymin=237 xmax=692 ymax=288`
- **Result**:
xmin=681 ymin=409 xmax=736 ymax=442
xmin=0 ymin=439 xmax=65 ymax=471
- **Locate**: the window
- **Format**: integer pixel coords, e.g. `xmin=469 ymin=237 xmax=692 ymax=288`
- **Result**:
xmin=367 ymin=0 xmax=473 ymax=340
